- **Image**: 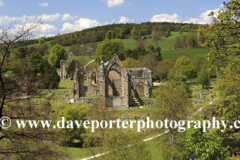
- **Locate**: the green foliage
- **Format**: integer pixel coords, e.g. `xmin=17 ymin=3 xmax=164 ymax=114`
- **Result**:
xmin=105 ymin=30 xmax=113 ymax=39
xmin=49 ymin=44 xmax=67 ymax=67
xmin=40 ymin=100 xmax=51 ymax=114
xmin=165 ymin=29 xmax=171 ymax=37
xmin=39 ymin=63 xmax=60 ymax=89
xmin=152 ymin=80 xmax=191 ymax=159
xmin=192 ymin=54 xmax=207 ymax=72
xmin=197 ymin=66 xmax=210 ymax=88
xmin=39 ymin=37 xmax=45 ymax=45
xmin=131 ymin=27 xmax=138 ymax=39
xmin=154 ymin=59 xmax=174 ymax=80
xmin=122 ymin=57 xmax=139 ymax=68
xmin=54 ymin=105 xmax=87 ymax=143
xmin=199 ymin=1 xmax=240 ymax=155
xmin=199 ymin=0 xmax=240 ymax=71
xmin=183 ymin=126 xmax=229 ymax=160
xmin=168 ymin=55 xmax=195 ymax=79
xmin=27 ymin=51 xmax=44 ymax=75
xmin=119 ymin=28 xmax=126 ymax=38
xmin=66 ymin=61 xmax=76 ymax=78
xmin=95 ymin=38 xmax=125 ymax=64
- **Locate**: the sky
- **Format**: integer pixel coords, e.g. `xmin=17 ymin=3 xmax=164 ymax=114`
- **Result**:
xmin=0 ymin=0 xmax=225 ymax=38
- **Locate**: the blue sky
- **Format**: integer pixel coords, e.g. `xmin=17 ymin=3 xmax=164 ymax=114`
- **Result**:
xmin=0 ymin=0 xmax=225 ymax=38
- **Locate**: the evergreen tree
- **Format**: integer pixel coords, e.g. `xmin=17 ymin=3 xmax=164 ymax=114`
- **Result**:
xmin=39 ymin=63 xmax=60 ymax=89
xmin=27 ymin=51 xmax=44 ymax=75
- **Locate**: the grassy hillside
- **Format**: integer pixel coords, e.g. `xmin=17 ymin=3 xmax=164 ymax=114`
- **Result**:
xmin=161 ymin=48 xmax=209 ymax=60
xmin=21 ymin=31 xmax=209 ymax=64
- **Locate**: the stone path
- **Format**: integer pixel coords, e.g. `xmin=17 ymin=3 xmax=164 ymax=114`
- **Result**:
xmin=84 ymin=60 xmax=94 ymax=67
xmin=132 ymin=97 xmax=143 ymax=108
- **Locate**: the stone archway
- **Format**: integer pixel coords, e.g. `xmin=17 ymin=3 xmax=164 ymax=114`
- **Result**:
xmin=107 ymin=64 xmax=122 ymax=96
xmin=135 ymin=82 xmax=145 ymax=96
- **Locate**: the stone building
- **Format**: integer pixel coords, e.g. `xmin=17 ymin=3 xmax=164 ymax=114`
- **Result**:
xmin=73 ymin=54 xmax=152 ymax=109
xmin=56 ymin=60 xmax=75 ymax=80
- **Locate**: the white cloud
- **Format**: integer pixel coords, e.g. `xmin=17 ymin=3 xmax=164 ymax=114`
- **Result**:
xmin=60 ymin=18 xmax=101 ymax=32
xmin=15 ymin=23 xmax=57 ymax=33
xmin=62 ymin=13 xmax=78 ymax=21
xmin=111 ymin=19 xmax=116 ymax=23
xmin=150 ymin=13 xmax=181 ymax=23
xmin=39 ymin=24 xmax=57 ymax=32
xmin=41 ymin=13 xmax=61 ymax=21
xmin=184 ymin=8 xmax=220 ymax=24
xmin=118 ymin=16 xmax=134 ymax=23
xmin=0 ymin=0 xmax=3 ymax=6
xmin=36 ymin=33 xmax=55 ymax=39
xmin=101 ymin=0 xmax=125 ymax=7
xmin=0 ymin=13 xmax=61 ymax=26
xmin=39 ymin=2 xmax=48 ymax=7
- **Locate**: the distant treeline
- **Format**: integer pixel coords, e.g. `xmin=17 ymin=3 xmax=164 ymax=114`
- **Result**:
xmin=17 ymin=22 xmax=208 ymax=47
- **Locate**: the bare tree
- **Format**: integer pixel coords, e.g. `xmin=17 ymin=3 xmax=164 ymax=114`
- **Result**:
xmin=0 ymin=19 xmax=69 ymax=159
xmin=152 ymin=31 xmax=162 ymax=47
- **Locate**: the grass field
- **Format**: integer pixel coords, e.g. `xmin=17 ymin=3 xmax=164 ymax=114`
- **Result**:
xmin=161 ymin=48 xmax=209 ymax=60
xmin=25 ymin=40 xmax=53 ymax=49
xmin=68 ymin=55 xmax=97 ymax=69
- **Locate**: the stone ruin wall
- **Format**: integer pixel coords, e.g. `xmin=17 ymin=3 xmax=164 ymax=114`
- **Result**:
xmin=72 ymin=54 xmax=152 ymax=109
xmin=56 ymin=60 xmax=76 ymax=80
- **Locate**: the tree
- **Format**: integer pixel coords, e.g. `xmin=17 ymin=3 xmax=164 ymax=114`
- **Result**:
xmin=168 ymin=55 xmax=195 ymax=79
xmin=90 ymin=42 xmax=98 ymax=53
xmin=80 ymin=44 xmax=88 ymax=55
xmin=155 ymin=47 xmax=162 ymax=61
xmin=154 ymin=59 xmax=174 ymax=80
xmin=69 ymin=43 xmax=81 ymax=55
xmin=147 ymin=43 xmax=153 ymax=51
xmin=39 ymin=62 xmax=60 ymax=89
xmin=105 ymin=30 xmax=113 ymax=39
xmin=49 ymin=44 xmax=67 ymax=68
xmin=138 ymin=52 xmax=160 ymax=79
xmin=122 ymin=57 xmax=139 ymax=68
xmin=82 ymin=98 xmax=151 ymax=160
xmin=66 ymin=61 xmax=76 ymax=78
xmin=165 ymin=29 xmax=171 ymax=37
xmin=89 ymin=42 xmax=98 ymax=59
xmin=171 ymin=52 xmax=190 ymax=63
xmin=173 ymin=36 xmax=184 ymax=49
xmin=37 ymin=45 xmax=48 ymax=56
xmin=119 ymin=28 xmax=126 ymax=38
xmin=54 ymin=104 xmax=87 ymax=144
xmin=152 ymin=80 xmax=192 ymax=159
xmin=183 ymin=125 xmax=229 ymax=160
xmin=0 ymin=19 xmax=68 ymax=159
xmin=192 ymin=54 xmax=207 ymax=72
xmin=14 ymin=47 xmax=30 ymax=59
xmin=152 ymin=30 xmax=162 ymax=47
xmin=27 ymin=51 xmax=44 ymax=75
xmin=197 ymin=66 xmax=210 ymax=88
xmin=95 ymin=38 xmax=124 ymax=64
xmin=40 ymin=100 xmax=52 ymax=114
xmin=135 ymin=38 xmax=145 ymax=51
xmin=199 ymin=0 xmax=240 ymax=154
xmin=131 ymin=27 xmax=138 ymax=39
xmin=39 ymin=36 xmax=45 ymax=45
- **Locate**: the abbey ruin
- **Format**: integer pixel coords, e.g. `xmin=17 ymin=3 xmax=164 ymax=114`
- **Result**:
xmin=57 ymin=54 xmax=152 ymax=109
